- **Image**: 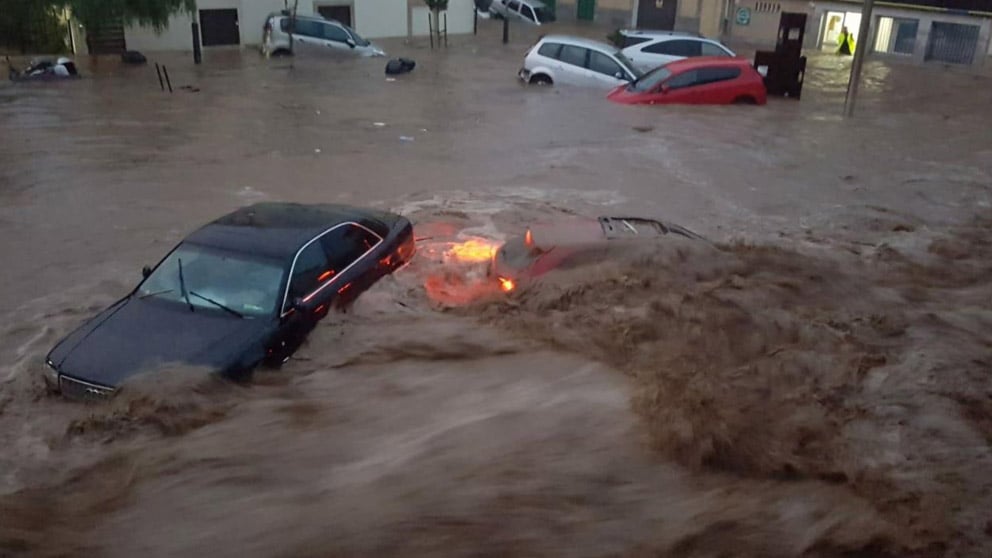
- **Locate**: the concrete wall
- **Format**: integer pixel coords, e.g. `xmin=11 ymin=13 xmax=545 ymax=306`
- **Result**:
xmin=410 ymin=0 xmax=475 ymax=36
xmin=557 ymin=0 xmax=634 ymax=27
xmin=725 ymin=0 xmax=810 ymax=46
xmin=123 ymin=0 xmax=462 ymax=51
xmin=355 ymin=0 xmax=407 ymax=37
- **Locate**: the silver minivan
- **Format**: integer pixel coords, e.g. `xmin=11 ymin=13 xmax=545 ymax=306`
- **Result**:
xmin=262 ymin=12 xmax=385 ymax=58
xmin=518 ymin=35 xmax=641 ymax=88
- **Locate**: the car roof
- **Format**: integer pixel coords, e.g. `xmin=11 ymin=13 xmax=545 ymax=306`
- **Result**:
xmin=185 ymin=202 xmax=392 ymax=261
xmin=638 ymin=35 xmax=722 ymax=44
xmin=620 ymin=29 xmax=702 ymax=38
xmin=664 ymin=56 xmax=753 ymax=70
xmin=538 ymin=35 xmax=618 ymax=53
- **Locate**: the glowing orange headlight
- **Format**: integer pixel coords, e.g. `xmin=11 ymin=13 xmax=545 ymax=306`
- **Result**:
xmin=498 ymin=277 xmax=515 ymax=292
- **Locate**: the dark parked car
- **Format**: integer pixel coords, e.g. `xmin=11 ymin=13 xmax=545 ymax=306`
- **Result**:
xmin=45 ymin=203 xmax=415 ymax=401
xmin=488 ymin=216 xmax=701 ymax=291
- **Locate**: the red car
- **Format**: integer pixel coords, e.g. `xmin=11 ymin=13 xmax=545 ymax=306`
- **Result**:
xmin=607 ymin=57 xmax=767 ymax=106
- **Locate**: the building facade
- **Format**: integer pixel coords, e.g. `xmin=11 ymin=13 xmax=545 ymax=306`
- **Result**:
xmin=118 ymin=0 xmax=476 ymax=52
xmin=723 ymin=0 xmax=992 ymax=67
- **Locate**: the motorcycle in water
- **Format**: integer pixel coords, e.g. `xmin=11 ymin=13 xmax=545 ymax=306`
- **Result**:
xmin=7 ymin=56 xmax=80 ymax=82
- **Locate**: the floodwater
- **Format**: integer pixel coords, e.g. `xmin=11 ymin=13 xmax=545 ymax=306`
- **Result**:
xmin=2 ymin=21 xmax=991 ymax=557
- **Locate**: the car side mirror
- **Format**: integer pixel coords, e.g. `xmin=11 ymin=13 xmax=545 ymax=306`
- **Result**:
xmin=291 ymin=297 xmax=306 ymax=311
xmin=346 ymin=38 xmax=355 ymax=48
xmin=142 ymin=266 xmax=152 ymax=278
xmin=660 ymin=84 xmax=670 ymax=94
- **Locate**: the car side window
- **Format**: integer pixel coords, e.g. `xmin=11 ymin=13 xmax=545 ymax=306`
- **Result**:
xmin=588 ymin=51 xmax=623 ymax=77
xmin=323 ymin=23 xmax=351 ymax=43
xmin=621 ymin=36 xmax=651 ymax=48
xmin=701 ymin=42 xmax=730 ymax=57
xmin=293 ymin=20 xmax=321 ymax=38
xmin=279 ymin=18 xmax=289 ymax=32
xmin=507 ymin=0 xmax=520 ymax=10
xmin=538 ymin=42 xmax=562 ymax=59
xmin=319 ymin=224 xmax=380 ymax=274
xmin=558 ymin=45 xmax=588 ymax=68
xmin=646 ymin=39 xmax=701 ymax=57
xmin=665 ymin=69 xmax=699 ymax=89
xmin=287 ymin=241 xmax=331 ymax=304
xmin=696 ymin=67 xmax=742 ymax=85
xmin=520 ymin=5 xmax=535 ymax=21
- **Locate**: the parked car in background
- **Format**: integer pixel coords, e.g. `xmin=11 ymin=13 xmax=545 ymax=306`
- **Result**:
xmin=607 ymin=57 xmax=767 ymax=106
xmin=620 ymin=34 xmax=735 ymax=73
xmin=519 ymin=35 xmax=641 ymax=88
xmin=490 ymin=0 xmax=556 ymax=25
xmin=262 ymin=12 xmax=385 ymax=57
xmin=45 ymin=203 xmax=415 ymax=401
xmin=615 ymin=29 xmax=702 ymax=48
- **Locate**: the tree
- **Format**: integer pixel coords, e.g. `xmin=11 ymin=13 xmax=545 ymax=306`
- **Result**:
xmin=64 ymin=0 xmax=195 ymax=38
xmin=0 ymin=0 xmax=69 ymax=54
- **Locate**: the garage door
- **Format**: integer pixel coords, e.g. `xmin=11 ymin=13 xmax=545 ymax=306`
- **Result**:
xmin=200 ymin=9 xmax=240 ymax=46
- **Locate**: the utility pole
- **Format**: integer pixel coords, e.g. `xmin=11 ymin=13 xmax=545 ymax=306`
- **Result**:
xmin=843 ymin=0 xmax=875 ymax=117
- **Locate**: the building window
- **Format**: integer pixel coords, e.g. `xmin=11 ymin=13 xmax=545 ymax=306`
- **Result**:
xmin=925 ymin=21 xmax=980 ymax=65
xmin=874 ymin=17 xmax=918 ymax=55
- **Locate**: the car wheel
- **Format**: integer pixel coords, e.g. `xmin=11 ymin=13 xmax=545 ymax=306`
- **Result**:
xmin=733 ymin=95 xmax=757 ymax=105
xmin=530 ymin=74 xmax=552 ymax=86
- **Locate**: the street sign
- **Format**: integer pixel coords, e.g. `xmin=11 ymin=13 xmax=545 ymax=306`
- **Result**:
xmin=736 ymin=7 xmax=751 ymax=25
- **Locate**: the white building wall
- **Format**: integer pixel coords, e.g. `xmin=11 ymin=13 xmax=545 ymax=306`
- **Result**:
xmin=354 ymin=0 xmax=408 ymax=38
xmin=410 ymin=0 xmax=486 ymax=36
xmin=124 ymin=0 xmax=475 ymax=51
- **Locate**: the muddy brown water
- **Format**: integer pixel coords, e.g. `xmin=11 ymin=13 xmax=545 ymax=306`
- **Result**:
xmin=1 ymin=22 xmax=991 ymax=557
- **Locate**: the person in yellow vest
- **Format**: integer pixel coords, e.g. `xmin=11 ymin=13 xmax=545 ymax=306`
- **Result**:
xmin=837 ymin=26 xmax=855 ymax=55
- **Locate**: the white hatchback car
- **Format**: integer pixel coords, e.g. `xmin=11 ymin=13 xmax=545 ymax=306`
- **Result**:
xmin=262 ymin=12 xmax=385 ymax=58
xmin=490 ymin=0 xmax=556 ymax=25
xmin=620 ymin=35 xmax=735 ymax=73
xmin=519 ymin=35 xmax=641 ymax=88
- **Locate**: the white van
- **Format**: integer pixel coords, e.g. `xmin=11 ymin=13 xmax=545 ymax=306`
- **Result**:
xmin=262 ymin=12 xmax=385 ymax=58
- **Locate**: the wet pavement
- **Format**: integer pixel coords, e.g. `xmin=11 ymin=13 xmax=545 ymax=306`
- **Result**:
xmin=1 ymin=20 xmax=991 ymax=558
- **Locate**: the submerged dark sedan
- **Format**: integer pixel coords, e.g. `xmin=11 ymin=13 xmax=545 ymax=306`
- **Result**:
xmin=45 ymin=203 xmax=415 ymax=401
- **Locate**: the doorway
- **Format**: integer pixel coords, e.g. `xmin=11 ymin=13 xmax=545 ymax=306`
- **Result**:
xmin=200 ymin=8 xmax=240 ymax=46
xmin=637 ymin=0 xmax=678 ymax=30
xmin=821 ymin=10 xmax=860 ymax=51
xmin=577 ymin=0 xmax=595 ymax=21
xmin=317 ymin=4 xmax=353 ymax=27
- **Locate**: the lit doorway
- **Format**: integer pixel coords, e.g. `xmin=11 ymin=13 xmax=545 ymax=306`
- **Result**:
xmin=821 ymin=11 xmax=861 ymax=51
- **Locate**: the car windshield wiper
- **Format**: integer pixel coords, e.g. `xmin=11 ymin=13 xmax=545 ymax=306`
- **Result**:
xmin=178 ymin=258 xmax=194 ymax=312
xmin=189 ymin=291 xmax=244 ymax=319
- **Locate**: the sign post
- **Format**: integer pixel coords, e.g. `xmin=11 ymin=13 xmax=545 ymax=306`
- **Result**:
xmin=844 ymin=0 xmax=875 ymax=117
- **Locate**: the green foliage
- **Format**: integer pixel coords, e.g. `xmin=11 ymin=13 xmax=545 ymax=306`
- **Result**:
xmin=0 ymin=0 xmax=69 ymax=54
xmin=64 ymin=0 xmax=196 ymax=35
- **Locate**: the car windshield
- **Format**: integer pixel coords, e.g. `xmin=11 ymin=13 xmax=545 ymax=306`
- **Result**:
xmin=137 ymin=243 xmax=285 ymax=318
xmin=343 ymin=24 xmax=370 ymax=46
xmin=533 ymin=7 xmax=556 ymax=23
xmin=630 ymin=66 xmax=672 ymax=92
xmin=613 ymin=51 xmax=642 ymax=80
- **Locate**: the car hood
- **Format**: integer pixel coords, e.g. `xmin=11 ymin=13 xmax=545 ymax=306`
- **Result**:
xmin=50 ymin=296 xmax=274 ymax=387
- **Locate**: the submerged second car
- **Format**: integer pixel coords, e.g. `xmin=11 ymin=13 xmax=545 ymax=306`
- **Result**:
xmin=45 ymin=203 xmax=415 ymax=400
